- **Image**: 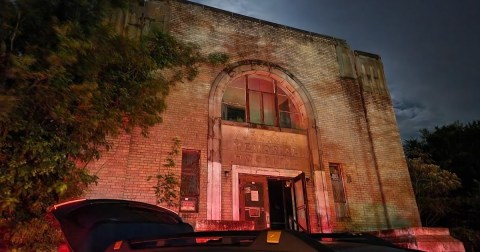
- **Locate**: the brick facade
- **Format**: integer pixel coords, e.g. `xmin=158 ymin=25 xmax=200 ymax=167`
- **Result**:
xmin=86 ymin=0 xmax=421 ymax=233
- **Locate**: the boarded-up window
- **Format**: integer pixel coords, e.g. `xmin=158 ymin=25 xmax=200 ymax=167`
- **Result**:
xmin=329 ymin=163 xmax=350 ymax=219
xmin=180 ymin=150 xmax=200 ymax=197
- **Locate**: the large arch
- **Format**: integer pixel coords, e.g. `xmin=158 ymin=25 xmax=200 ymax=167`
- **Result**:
xmin=206 ymin=60 xmax=331 ymax=232
xmin=209 ymin=60 xmax=317 ymax=127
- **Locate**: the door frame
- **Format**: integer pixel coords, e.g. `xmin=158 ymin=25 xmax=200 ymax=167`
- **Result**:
xmin=232 ymin=165 xmax=302 ymax=221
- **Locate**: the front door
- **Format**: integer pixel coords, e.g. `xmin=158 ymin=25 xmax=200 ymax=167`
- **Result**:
xmin=292 ymin=173 xmax=310 ymax=233
xmin=238 ymin=175 xmax=270 ymax=230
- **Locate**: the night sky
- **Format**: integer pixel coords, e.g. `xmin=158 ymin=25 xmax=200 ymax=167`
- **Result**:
xmin=189 ymin=0 xmax=480 ymax=140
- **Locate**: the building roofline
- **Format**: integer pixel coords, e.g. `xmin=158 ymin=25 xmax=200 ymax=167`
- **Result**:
xmin=181 ymin=0 xmax=346 ymax=44
xmin=354 ymin=50 xmax=381 ymax=60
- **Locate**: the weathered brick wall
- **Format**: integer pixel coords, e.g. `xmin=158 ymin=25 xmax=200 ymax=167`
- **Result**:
xmin=85 ymin=133 xmax=131 ymax=200
xmin=354 ymin=52 xmax=421 ymax=228
xmin=85 ymin=0 xmax=420 ymax=231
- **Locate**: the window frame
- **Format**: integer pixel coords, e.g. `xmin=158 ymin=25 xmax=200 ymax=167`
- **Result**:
xmin=222 ymin=74 xmax=302 ymax=130
xmin=179 ymin=149 xmax=200 ymax=213
xmin=329 ymin=163 xmax=351 ymax=220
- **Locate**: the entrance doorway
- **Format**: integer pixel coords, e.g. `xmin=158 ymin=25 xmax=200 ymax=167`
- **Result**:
xmin=238 ymin=173 xmax=309 ymax=232
xmin=267 ymin=179 xmax=294 ymax=230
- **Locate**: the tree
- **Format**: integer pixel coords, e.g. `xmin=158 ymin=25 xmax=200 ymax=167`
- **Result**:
xmin=416 ymin=121 xmax=480 ymax=191
xmin=0 ymin=0 xmax=226 ymax=249
xmin=406 ymin=156 xmax=461 ymax=226
xmin=405 ymin=121 xmax=480 ymax=252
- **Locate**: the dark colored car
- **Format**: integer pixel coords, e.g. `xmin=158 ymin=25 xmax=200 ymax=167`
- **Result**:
xmin=51 ymin=199 xmax=194 ymax=252
xmin=105 ymin=230 xmax=417 ymax=252
xmin=52 ymin=199 xmax=415 ymax=252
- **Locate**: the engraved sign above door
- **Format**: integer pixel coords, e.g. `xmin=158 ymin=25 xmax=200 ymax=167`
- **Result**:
xmin=222 ymin=124 xmax=309 ymax=170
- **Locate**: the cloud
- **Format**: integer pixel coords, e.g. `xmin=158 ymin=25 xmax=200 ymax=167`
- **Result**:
xmin=392 ymin=96 xmax=433 ymax=139
xmin=393 ymin=99 xmax=424 ymax=121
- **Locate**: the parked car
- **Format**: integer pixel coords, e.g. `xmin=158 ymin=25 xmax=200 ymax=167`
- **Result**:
xmin=50 ymin=199 xmax=194 ymax=252
xmin=104 ymin=230 xmax=418 ymax=252
xmin=52 ymin=199 xmax=415 ymax=252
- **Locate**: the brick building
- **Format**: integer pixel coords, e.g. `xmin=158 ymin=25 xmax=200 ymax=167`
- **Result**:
xmin=86 ymin=0 xmax=422 ymax=234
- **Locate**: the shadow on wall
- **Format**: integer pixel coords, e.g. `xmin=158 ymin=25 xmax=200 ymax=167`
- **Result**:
xmin=346 ymin=203 xmax=413 ymax=231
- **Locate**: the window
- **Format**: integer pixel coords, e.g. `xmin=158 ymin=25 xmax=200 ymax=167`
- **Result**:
xmin=222 ymin=74 xmax=302 ymax=129
xmin=329 ymin=163 xmax=350 ymax=220
xmin=180 ymin=149 xmax=200 ymax=212
xmin=222 ymin=77 xmax=246 ymax=122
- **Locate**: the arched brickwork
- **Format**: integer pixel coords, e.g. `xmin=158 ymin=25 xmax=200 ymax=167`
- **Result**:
xmin=206 ymin=60 xmax=332 ymax=232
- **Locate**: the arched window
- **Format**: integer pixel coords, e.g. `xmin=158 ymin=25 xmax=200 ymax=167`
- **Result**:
xmin=221 ymin=74 xmax=302 ymax=129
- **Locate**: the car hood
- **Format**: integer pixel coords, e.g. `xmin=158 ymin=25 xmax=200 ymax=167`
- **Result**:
xmin=50 ymin=199 xmax=193 ymax=252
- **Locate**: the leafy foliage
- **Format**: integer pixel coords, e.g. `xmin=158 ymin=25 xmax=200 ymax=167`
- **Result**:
xmin=415 ymin=121 xmax=480 ymax=191
xmin=405 ymin=120 xmax=480 ymax=251
xmin=1 ymin=216 xmax=64 ymax=252
xmin=148 ymin=137 xmax=181 ymax=208
xmin=407 ymin=157 xmax=461 ymax=226
xmin=207 ymin=52 xmax=230 ymax=65
xmin=0 ymin=0 xmax=227 ymax=250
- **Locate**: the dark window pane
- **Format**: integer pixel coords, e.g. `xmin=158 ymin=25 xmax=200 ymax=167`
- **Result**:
xmin=263 ymin=93 xmax=275 ymax=126
xmin=279 ymin=111 xmax=292 ymax=128
xmin=181 ymin=150 xmax=200 ymax=197
xmin=279 ymin=112 xmax=302 ymax=129
xmin=249 ymin=91 xmax=262 ymax=124
xmin=248 ymin=75 xmax=274 ymax=93
xmin=222 ymin=104 xmax=245 ymax=122
xmin=278 ymin=95 xmax=290 ymax=112
xmin=182 ymin=175 xmax=198 ymax=196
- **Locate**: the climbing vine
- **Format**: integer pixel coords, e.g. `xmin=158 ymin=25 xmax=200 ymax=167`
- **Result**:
xmin=148 ymin=137 xmax=181 ymax=208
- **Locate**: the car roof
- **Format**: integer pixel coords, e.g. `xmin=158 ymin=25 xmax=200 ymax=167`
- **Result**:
xmin=105 ymin=230 xmax=414 ymax=252
xmin=51 ymin=199 xmax=193 ymax=252
xmin=52 ymin=199 xmax=183 ymax=227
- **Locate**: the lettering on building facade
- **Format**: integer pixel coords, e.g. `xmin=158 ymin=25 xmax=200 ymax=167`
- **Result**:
xmin=222 ymin=125 xmax=310 ymax=170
